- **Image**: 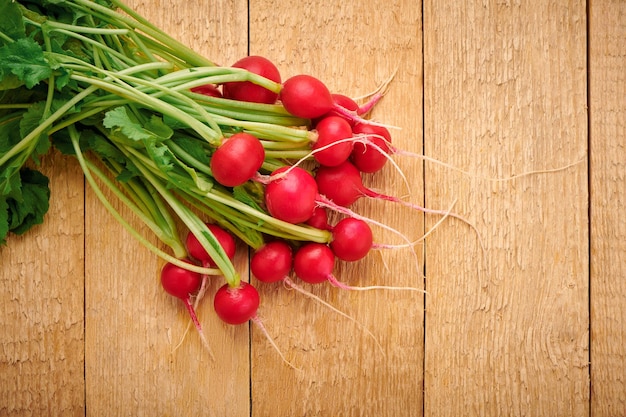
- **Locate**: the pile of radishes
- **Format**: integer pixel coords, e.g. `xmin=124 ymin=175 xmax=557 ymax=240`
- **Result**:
xmin=158 ymin=55 xmax=418 ymax=350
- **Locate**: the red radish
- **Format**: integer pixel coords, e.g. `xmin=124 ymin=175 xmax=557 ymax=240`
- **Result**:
xmin=330 ymin=217 xmax=373 ymax=262
xmin=292 ymin=242 xmax=361 ymax=289
xmin=351 ymin=123 xmax=392 ymax=173
xmin=264 ymin=166 xmax=318 ymax=224
xmin=315 ymin=160 xmax=365 ymax=207
xmin=316 ymin=159 xmax=406 ymax=207
xmin=306 ymin=206 xmax=332 ymax=231
xmin=191 ymin=84 xmax=223 ymax=97
xmin=186 ymin=223 xmax=236 ymax=267
xmin=315 ymin=159 xmax=424 ymax=208
xmin=161 ymin=261 xmax=213 ymax=356
xmin=293 ymin=242 xmax=335 ymax=284
xmin=222 ymin=55 xmax=281 ymax=104
xmin=312 ymin=116 xmax=354 ymax=167
xmin=161 ymin=260 xmax=202 ymax=300
xmin=214 ymin=281 xmax=260 ymax=325
xmin=213 ymin=269 xmax=296 ymax=365
xmin=251 ymin=241 xmax=293 ymax=283
xmin=280 ymin=75 xmax=388 ymax=127
xmin=210 ymin=132 xmax=265 ymax=187
xmin=280 ymin=74 xmax=334 ymax=119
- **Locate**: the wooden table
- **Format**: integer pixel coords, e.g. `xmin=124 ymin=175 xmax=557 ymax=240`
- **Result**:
xmin=1 ymin=0 xmax=624 ymax=416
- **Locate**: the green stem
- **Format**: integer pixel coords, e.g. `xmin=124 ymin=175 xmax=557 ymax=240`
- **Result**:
xmin=45 ymin=26 xmax=137 ymax=69
xmin=44 ymin=20 xmax=130 ymax=35
xmin=71 ymin=0 xmax=215 ymax=67
xmin=264 ymin=150 xmax=312 ymax=159
xmin=119 ymin=146 xmax=240 ymax=286
xmin=68 ymin=126 xmax=219 ymax=275
xmin=84 ymin=158 xmax=186 ymax=256
xmin=165 ymin=140 xmax=212 ymax=176
xmin=70 ymin=73 xmax=221 ymax=144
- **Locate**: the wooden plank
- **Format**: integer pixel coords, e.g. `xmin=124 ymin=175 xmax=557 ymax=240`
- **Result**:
xmin=82 ymin=2 xmax=251 ymax=416
xmin=249 ymin=1 xmax=425 ymax=416
xmin=0 ymin=152 xmax=85 ymax=416
xmin=423 ymin=1 xmax=589 ymax=416
xmin=11 ymin=1 xmax=626 ymax=416
xmin=589 ymin=1 xmax=626 ymax=415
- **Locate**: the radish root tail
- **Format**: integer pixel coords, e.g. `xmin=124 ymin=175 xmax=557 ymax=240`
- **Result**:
xmin=251 ymin=315 xmax=301 ymax=371
xmin=283 ymin=277 xmax=385 ymax=356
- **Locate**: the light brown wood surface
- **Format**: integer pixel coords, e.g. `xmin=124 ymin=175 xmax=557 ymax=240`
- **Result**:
xmin=423 ymin=2 xmax=590 ymax=416
xmin=590 ymin=0 xmax=626 ymax=415
xmin=0 ymin=1 xmax=624 ymax=416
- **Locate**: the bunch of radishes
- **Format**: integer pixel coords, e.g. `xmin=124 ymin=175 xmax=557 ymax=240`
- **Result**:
xmin=159 ymin=55 xmax=404 ymax=342
xmin=5 ymin=0 xmax=468 ymax=362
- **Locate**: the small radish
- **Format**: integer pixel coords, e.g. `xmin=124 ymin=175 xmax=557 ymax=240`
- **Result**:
xmin=280 ymin=75 xmax=389 ymax=128
xmin=264 ymin=166 xmax=318 ymax=224
xmin=222 ymin=55 xmax=281 ymax=104
xmin=292 ymin=242 xmax=360 ymax=288
xmin=311 ymin=116 xmax=354 ymax=167
xmin=210 ymin=132 xmax=265 ymax=187
xmin=293 ymin=242 xmax=335 ymax=284
xmin=186 ymin=223 xmax=236 ymax=267
xmin=213 ymin=277 xmax=297 ymax=367
xmin=280 ymin=74 xmax=334 ymax=119
xmin=316 ymin=159 xmax=406 ymax=207
xmin=161 ymin=260 xmax=214 ymax=356
xmin=351 ymin=123 xmax=392 ymax=173
xmin=251 ymin=241 xmax=293 ymax=283
xmin=315 ymin=159 xmax=433 ymax=209
xmin=214 ymin=281 xmax=260 ymax=325
xmin=161 ymin=260 xmax=202 ymax=302
xmin=306 ymin=206 xmax=332 ymax=231
xmin=330 ymin=217 xmax=373 ymax=262
xmin=191 ymin=84 xmax=223 ymax=98
xmin=315 ymin=160 xmax=365 ymax=207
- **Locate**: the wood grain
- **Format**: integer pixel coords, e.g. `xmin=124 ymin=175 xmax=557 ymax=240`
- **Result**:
xmin=590 ymin=1 xmax=626 ymax=416
xmin=2 ymin=0 xmax=626 ymax=416
xmin=0 ymin=153 xmax=85 ymax=417
xmin=423 ymin=1 xmax=589 ymax=416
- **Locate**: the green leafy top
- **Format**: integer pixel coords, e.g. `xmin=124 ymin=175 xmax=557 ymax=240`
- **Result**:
xmin=0 ymin=0 xmax=329 ymax=287
xmin=0 ymin=167 xmax=50 ymax=245
xmin=0 ymin=37 xmax=52 ymax=90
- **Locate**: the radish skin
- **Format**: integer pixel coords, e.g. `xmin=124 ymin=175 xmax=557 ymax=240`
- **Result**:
xmin=210 ymin=132 xmax=265 ymax=187
xmin=280 ymin=74 xmax=334 ymax=119
xmin=264 ymin=166 xmax=318 ymax=224
xmin=214 ymin=281 xmax=260 ymax=325
xmin=222 ymin=55 xmax=281 ymax=104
